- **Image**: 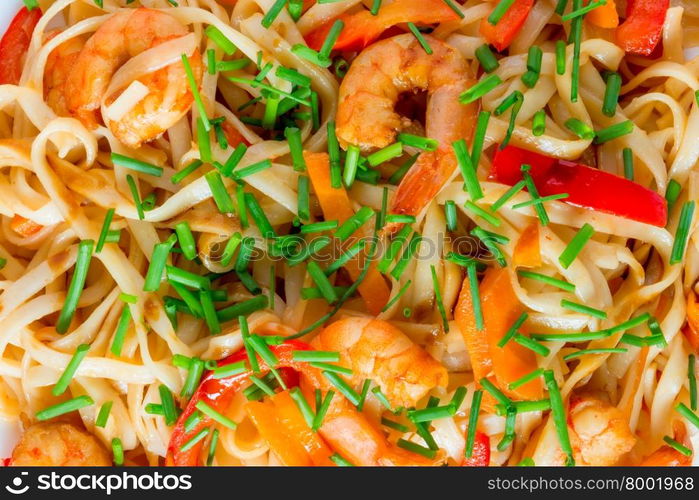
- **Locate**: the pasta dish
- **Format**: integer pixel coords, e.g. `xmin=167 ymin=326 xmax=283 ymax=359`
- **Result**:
xmin=1 ymin=0 xmax=699 ymax=467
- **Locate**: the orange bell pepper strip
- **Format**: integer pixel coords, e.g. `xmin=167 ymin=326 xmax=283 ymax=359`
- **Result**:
xmin=10 ymin=215 xmax=43 ymax=237
xmin=586 ymin=0 xmax=619 ymax=29
xmin=0 ymin=7 xmax=42 ymax=85
xmin=304 ymin=0 xmax=459 ymax=52
xmin=479 ymin=0 xmax=534 ymax=52
xmin=684 ymin=291 xmax=699 ymax=351
xmin=455 ymin=267 xmax=543 ymax=401
xmin=513 ymin=223 xmax=541 ymax=268
xmin=246 ymin=390 xmax=335 ymax=466
xmin=304 ymin=151 xmax=390 ymax=315
xmin=616 ymin=0 xmax=669 ymax=56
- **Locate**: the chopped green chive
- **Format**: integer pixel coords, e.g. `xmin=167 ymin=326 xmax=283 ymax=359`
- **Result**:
xmin=408 ymin=404 xmax=455 ymax=423
xmin=544 ymin=370 xmax=574 ymax=465
xmin=205 ymin=171 xmax=235 ymax=214
xmin=297 ymin=175 xmax=310 ymax=221
xmin=306 ymin=261 xmax=339 ymax=303
xmin=325 ymin=240 xmax=366 ymax=276
xmin=676 ymin=402 xmax=699 ymax=430
xmin=475 ymin=44 xmax=499 ymax=73
xmin=36 ymin=395 xmax=94 ymax=421
xmin=112 ymin=438 xmax=124 ymax=466
xmin=126 ymin=174 xmax=144 ymax=220
xmin=111 ymin=153 xmax=163 ymax=177
xmin=323 ymin=371 xmax=360 ymax=406
xmin=570 ymin=0 xmax=583 ymax=103
xmin=166 ymin=265 xmax=210 ymax=290
xmin=480 ymin=378 xmax=510 ymax=406
xmin=293 ymin=351 xmax=340 ymax=362
xmin=382 ymin=417 xmax=409 ymax=432
xmin=398 ymin=133 xmax=438 ymax=151
xmin=670 ymin=201 xmax=695 ymax=264
xmin=663 ymin=436 xmax=692 ymax=457
xmin=231 ymin=159 xmax=272 ymax=180
xmin=110 ymin=306 xmax=131 ymax=356
xmin=430 ymin=265 xmax=449 ymax=333
xmin=181 ymin=358 xmax=205 ymax=399
xmin=212 ymin=360 xmax=247 ymax=379
xmin=509 ymin=368 xmax=544 ymax=390
xmin=512 ymin=193 xmax=569 ymax=210
xmin=216 ymin=59 xmax=250 ymax=72
xmin=465 ymin=201 xmax=501 ymax=227
xmin=367 ymin=143 xmax=403 ymax=167
xmin=289 ymin=387 xmax=316 ymax=428
xmin=53 ymin=344 xmax=90 ymax=396
xmin=689 ymin=354 xmax=697 ymax=411
xmin=666 ymin=179 xmax=682 ymax=212
xmin=563 ymin=348 xmax=627 ymax=361
xmin=261 ymin=0 xmax=287 ymax=28
xmin=488 ymin=0 xmax=516 ymax=25
xmin=56 ymin=240 xmax=94 ymax=333
xmin=471 ymin=227 xmax=507 ymax=267
xmin=465 ymin=389 xmax=483 ymax=458
xmin=96 ymin=208 xmax=115 ymax=253
xmin=159 ymin=385 xmax=178 ymax=426
xmin=454 ymin=139 xmax=483 ymax=201
xmin=466 ymin=262 xmax=484 ymax=330
xmin=330 ymin=453 xmax=354 ymax=466
xmin=459 ymin=75 xmax=502 ymax=104
xmin=182 ymin=54 xmax=210 ymax=131
xmin=602 ymin=72 xmax=622 ymax=117
xmin=285 ymin=127 xmax=306 ymax=172
xmin=172 ymin=160 xmax=203 ymax=184
xmin=560 ymin=299 xmax=607 ymax=319
xmin=397 ymin=438 xmax=436 ymax=459
xmin=343 ymin=144 xmax=361 ymax=187
xmin=556 ymin=40 xmax=566 ymax=75
xmin=513 ymin=333 xmax=550 ymax=356
xmin=335 ymin=206 xmax=375 ymax=241
xmin=565 ymin=118 xmax=595 ymax=140
xmin=291 ymin=44 xmax=330 ymax=68
xmin=245 ymin=193 xmax=276 ymax=239
xmin=594 ymin=120 xmax=634 ymax=144
xmin=532 ymin=110 xmax=546 ymax=136
xmin=205 ymin=26 xmax=237 ymax=55
xmin=492 ymin=180 xmax=526 ymax=211
xmin=319 ymin=20 xmax=344 ymax=60
xmin=530 ymin=331 xmax=611 ymax=342
xmin=216 ymin=295 xmax=268 ymax=322
xmin=498 ymin=311 xmax=528 ymax=347
xmin=390 ymin=233 xmax=422 ymax=280
xmin=327 ymin=121 xmax=342 ymax=187
xmin=96 ymin=401 xmax=113 ymax=428
xmin=518 ymin=270 xmax=575 ymax=292
xmin=200 ymin=291 xmax=221 ymax=335
xmin=174 ymin=221 xmax=197 ymax=261
xmin=407 ymin=23 xmax=432 ymax=54
xmin=562 ymin=0 xmax=608 ymax=20
xmin=558 ymin=223 xmax=595 ymax=269
xmin=313 ymin=390 xmax=335 ymax=430
xmin=180 ymin=427 xmax=210 ymax=453
xmin=497 ymin=406 xmax=517 ymax=450
xmin=521 ymin=46 xmax=542 ymax=88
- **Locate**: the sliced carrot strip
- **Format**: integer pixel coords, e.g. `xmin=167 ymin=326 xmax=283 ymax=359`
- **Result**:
xmin=10 ymin=215 xmax=43 ymax=237
xmin=304 ymin=151 xmax=390 ymax=315
xmin=513 ymin=223 xmax=541 ymax=268
xmin=586 ymin=0 xmax=619 ymax=29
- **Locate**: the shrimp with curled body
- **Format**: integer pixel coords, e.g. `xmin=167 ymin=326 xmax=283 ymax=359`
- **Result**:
xmin=11 ymin=422 xmax=111 ymax=466
xmin=567 ymin=394 xmax=636 ymax=466
xmin=311 ymin=317 xmax=448 ymax=408
xmin=336 ymin=34 xmax=478 ymax=232
xmin=61 ymin=8 xmax=202 ymax=148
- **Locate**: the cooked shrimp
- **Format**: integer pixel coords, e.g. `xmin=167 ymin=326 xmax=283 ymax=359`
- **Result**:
xmin=11 ymin=422 xmax=111 ymax=466
xmin=44 ymin=33 xmax=85 ymax=117
xmin=567 ymin=395 xmax=636 ymax=466
xmin=335 ymin=33 xmax=478 ymax=231
xmin=311 ymin=317 xmax=448 ymax=408
xmin=63 ymin=8 xmax=202 ymax=148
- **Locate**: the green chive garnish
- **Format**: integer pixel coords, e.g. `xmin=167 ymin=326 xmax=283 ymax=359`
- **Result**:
xmin=465 ymin=389 xmax=483 ymax=458
xmin=53 ymin=344 xmax=90 ymax=396
xmin=594 ymin=120 xmax=634 ymax=144
xmin=289 ymin=386 xmax=315 ymax=428
xmin=205 ymin=26 xmax=237 ymax=55
xmin=532 ymin=110 xmax=546 ymax=136
xmin=323 ymin=371 xmax=360 ymax=406
xmin=319 ymin=19 xmax=344 ymax=59
xmin=498 ymin=312 xmax=528 ymax=347
xmin=570 ymin=0 xmax=583 ymax=104
xmin=544 ymin=370 xmax=574 ymax=465
xmin=111 ymin=153 xmax=163 ymax=177
xmin=558 ymin=223 xmax=595 ymax=269
xmin=216 ymin=295 xmax=268 ymax=322
xmin=556 ymin=40 xmax=566 ymax=75
xmin=509 ymin=368 xmax=544 ymax=390
xmin=261 ymin=0 xmax=287 ymax=28
xmin=561 ymin=0 xmax=608 ymax=20
xmin=602 ymin=72 xmax=622 ymax=117
xmin=513 ymin=333 xmax=550 ymax=356
xmin=181 ymin=358 xmax=205 ymax=399
xmin=563 ymin=348 xmax=627 ymax=361
xmin=471 ymin=111 xmax=490 ymax=169
xmin=459 ymin=75 xmax=502 ymax=104
xmin=56 ymin=240 xmax=94 ymax=333
xmin=172 ymin=160 xmax=203 ymax=184
xmin=663 ymin=436 xmax=692 ymax=457
xmin=407 ymin=22 xmax=432 ymax=54
xmin=182 ymin=54 xmax=210 ymax=131
xmin=313 ymin=390 xmax=335 ymax=430
xmin=110 ymin=305 xmax=131 ymax=356
xmin=622 ymin=148 xmax=634 ymax=180
xmin=560 ymin=299 xmax=607 ymax=319
xmin=205 ymin=171 xmax=235 ymax=214
xmin=676 ymin=402 xmax=699 ymax=430
xmin=518 ymin=270 xmax=575 ymax=292
xmin=475 ymin=44 xmax=499 ymax=73
xmin=488 ymin=0 xmax=516 ymax=25
xmin=453 ymin=139 xmax=483 ymax=201
xmin=174 ymin=221 xmax=197 ymax=261
xmin=565 ymin=118 xmax=595 ymax=140
xmin=143 ymin=234 xmax=177 ymax=292
xmin=430 ymin=265 xmax=449 ymax=332
xmin=689 ymin=354 xmax=697 ymax=411
xmin=36 ymin=395 xmax=94 ymax=421
xmin=330 ymin=453 xmax=354 ymax=466
xmin=670 ymin=201 xmax=695 ymax=264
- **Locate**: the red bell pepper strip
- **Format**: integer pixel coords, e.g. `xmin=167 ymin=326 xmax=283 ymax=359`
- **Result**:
xmin=479 ymin=0 xmax=534 ymax=52
xmin=166 ymin=340 xmax=312 ymax=466
xmin=462 ymin=431 xmax=490 ymax=466
xmin=0 ymin=7 xmax=42 ymax=85
xmin=491 ymin=145 xmax=668 ymax=227
xmin=616 ymin=0 xmax=669 ymax=56
xmin=304 ymin=0 xmax=459 ymax=52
